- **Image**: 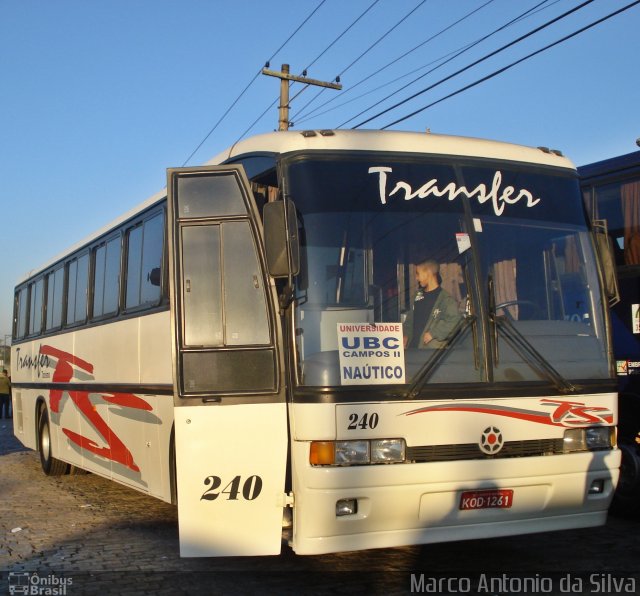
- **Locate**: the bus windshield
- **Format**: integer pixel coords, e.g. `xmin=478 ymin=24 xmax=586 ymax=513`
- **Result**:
xmin=286 ymin=154 xmax=611 ymax=389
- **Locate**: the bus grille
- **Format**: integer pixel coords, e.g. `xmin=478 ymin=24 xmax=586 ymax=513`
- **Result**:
xmin=406 ymin=438 xmax=565 ymax=462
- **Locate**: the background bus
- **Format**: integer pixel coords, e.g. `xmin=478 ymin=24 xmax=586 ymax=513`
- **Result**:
xmin=579 ymin=149 xmax=640 ymax=514
xmin=12 ymin=130 xmax=620 ymax=557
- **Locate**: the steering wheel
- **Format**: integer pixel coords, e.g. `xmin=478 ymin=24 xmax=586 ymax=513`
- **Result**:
xmin=494 ymin=300 xmax=542 ymax=320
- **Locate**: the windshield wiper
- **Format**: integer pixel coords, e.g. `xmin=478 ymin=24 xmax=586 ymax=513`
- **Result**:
xmin=492 ymin=314 xmax=578 ymax=394
xmin=488 ymin=274 xmax=577 ymax=394
xmin=405 ymin=315 xmax=476 ymax=399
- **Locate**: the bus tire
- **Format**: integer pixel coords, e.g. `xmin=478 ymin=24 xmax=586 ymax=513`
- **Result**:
xmin=37 ymin=406 xmax=69 ymax=476
xmin=610 ymin=441 xmax=640 ymax=517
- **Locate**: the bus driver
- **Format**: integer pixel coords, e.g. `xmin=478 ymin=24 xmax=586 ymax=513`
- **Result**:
xmin=403 ymin=259 xmax=461 ymax=349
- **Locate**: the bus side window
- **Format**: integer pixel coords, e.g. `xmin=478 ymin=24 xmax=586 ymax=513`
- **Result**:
xmin=140 ymin=213 xmax=164 ymax=304
xmin=14 ymin=287 xmax=28 ymax=340
xmin=223 ymin=221 xmax=270 ymax=345
xmin=181 ymin=220 xmax=269 ymax=347
xmin=66 ymin=253 xmax=89 ymax=326
xmin=28 ymin=278 xmax=44 ymax=336
xmin=125 ymin=224 xmax=143 ymax=310
xmin=177 ymin=175 xmax=245 ymax=218
xmin=125 ymin=211 xmax=164 ymax=311
xmin=92 ymin=235 xmax=121 ymax=319
xmin=46 ymin=266 xmax=64 ymax=331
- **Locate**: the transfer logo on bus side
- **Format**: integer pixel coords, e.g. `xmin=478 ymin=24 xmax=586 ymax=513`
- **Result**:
xmin=29 ymin=345 xmax=152 ymax=472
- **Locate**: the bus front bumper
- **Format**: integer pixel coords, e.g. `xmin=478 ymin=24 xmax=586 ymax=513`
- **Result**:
xmin=290 ymin=447 xmax=620 ymax=555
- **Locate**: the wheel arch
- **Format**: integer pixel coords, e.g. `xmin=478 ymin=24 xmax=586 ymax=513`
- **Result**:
xmin=35 ymin=396 xmax=69 ymax=476
xmin=34 ymin=395 xmax=48 ymax=451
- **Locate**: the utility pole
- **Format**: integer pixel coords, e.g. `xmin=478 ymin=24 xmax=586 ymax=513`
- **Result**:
xmin=261 ymin=64 xmax=342 ymax=131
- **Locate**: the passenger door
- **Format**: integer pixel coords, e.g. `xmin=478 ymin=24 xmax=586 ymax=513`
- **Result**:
xmin=167 ymin=165 xmax=287 ymax=556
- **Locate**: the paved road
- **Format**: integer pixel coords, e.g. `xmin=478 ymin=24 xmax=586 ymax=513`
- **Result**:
xmin=1 ymin=420 xmax=639 ymax=595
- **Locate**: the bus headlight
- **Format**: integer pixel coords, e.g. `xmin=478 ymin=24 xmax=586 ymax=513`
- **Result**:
xmin=371 ymin=438 xmax=406 ymax=463
xmin=335 ymin=440 xmax=369 ymax=465
xmin=563 ymin=427 xmax=615 ymax=453
xmin=310 ymin=439 xmax=406 ymax=466
xmin=585 ymin=426 xmax=615 ymax=450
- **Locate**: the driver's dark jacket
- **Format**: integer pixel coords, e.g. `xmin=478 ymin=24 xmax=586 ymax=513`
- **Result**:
xmin=403 ymin=289 xmax=461 ymax=349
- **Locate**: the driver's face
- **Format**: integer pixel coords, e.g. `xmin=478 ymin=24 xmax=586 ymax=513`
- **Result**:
xmin=415 ymin=266 xmax=432 ymax=288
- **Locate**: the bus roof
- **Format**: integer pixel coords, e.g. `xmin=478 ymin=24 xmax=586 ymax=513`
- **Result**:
xmin=17 ymin=129 xmax=574 ymax=284
xmin=578 ymin=150 xmax=640 ymax=182
xmin=207 ymin=129 xmax=575 ymax=170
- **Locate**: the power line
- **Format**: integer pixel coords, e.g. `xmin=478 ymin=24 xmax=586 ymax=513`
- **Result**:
xmin=234 ymin=97 xmax=280 ymax=145
xmin=295 ymin=0 xmax=499 ymax=124
xmin=298 ymin=0 xmax=565 ymax=127
xmin=338 ymin=0 xmax=429 ymax=79
xmin=337 ymin=0 xmax=552 ymax=128
xmin=380 ymin=0 xmax=640 ymax=129
xmin=291 ymin=0 xmax=429 ymax=123
xmin=180 ymin=72 xmax=261 ymax=167
xmin=233 ymin=0 xmax=376 ymax=144
xmin=284 ymin=0 xmax=381 ymax=119
xmin=181 ymin=0 xmax=328 ymax=166
xmin=303 ymin=0 xmax=380 ymax=73
xmin=268 ymin=0 xmax=329 ymax=66
xmin=351 ymin=0 xmax=595 ymax=129
xmin=298 ymin=47 xmax=468 ymax=125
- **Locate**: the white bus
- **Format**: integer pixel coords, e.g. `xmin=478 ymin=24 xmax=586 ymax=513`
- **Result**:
xmin=12 ymin=129 xmax=621 ymax=557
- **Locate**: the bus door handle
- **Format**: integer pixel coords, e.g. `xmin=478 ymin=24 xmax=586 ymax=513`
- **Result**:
xmin=185 ymin=279 xmax=191 ymax=293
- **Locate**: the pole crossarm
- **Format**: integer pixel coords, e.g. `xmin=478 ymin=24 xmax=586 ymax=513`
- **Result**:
xmin=262 ymin=64 xmax=342 ymax=130
xmin=261 ymin=68 xmax=342 ymax=90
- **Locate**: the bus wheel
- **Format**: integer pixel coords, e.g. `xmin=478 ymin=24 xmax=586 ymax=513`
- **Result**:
xmin=37 ymin=406 xmax=69 ymax=476
xmin=610 ymin=441 xmax=640 ymax=517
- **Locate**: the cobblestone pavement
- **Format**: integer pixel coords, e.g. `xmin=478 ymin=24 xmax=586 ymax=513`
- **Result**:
xmin=1 ymin=420 xmax=639 ymax=596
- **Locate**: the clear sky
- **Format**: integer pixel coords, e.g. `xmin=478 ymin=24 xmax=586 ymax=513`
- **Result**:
xmin=1 ymin=0 xmax=639 ymax=343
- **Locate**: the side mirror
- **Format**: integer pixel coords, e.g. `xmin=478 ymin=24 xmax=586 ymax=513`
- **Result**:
xmin=263 ymin=199 xmax=300 ymax=278
xmin=592 ymin=219 xmax=620 ymax=306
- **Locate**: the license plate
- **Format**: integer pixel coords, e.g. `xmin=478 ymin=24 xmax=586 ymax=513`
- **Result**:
xmin=459 ymin=489 xmax=514 ymax=510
